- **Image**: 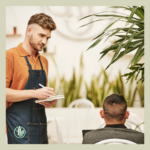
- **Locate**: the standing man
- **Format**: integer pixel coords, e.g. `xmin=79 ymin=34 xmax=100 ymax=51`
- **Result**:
xmin=6 ymin=13 xmax=57 ymax=144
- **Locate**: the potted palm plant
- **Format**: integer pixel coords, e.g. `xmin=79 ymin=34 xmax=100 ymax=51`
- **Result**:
xmin=79 ymin=6 xmax=144 ymax=83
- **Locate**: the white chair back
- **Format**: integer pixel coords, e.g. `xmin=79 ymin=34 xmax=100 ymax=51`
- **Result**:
xmin=54 ymin=99 xmax=95 ymax=144
xmin=67 ymin=99 xmax=95 ymax=144
xmin=6 ymin=134 xmax=8 ymax=144
xmin=68 ymin=99 xmax=95 ymax=108
xmin=54 ymin=116 xmax=64 ymax=144
xmin=95 ymin=138 xmax=136 ymax=144
xmin=125 ymin=112 xmax=144 ymax=132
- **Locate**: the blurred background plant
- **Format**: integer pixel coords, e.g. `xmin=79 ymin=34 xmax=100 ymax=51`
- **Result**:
xmin=48 ymin=53 xmax=144 ymax=107
xmin=85 ymin=68 xmax=111 ymax=107
xmin=110 ymin=71 xmax=137 ymax=107
xmin=136 ymin=81 xmax=144 ymax=107
xmin=79 ymin=6 xmax=144 ymax=83
xmin=49 ymin=53 xmax=84 ymax=107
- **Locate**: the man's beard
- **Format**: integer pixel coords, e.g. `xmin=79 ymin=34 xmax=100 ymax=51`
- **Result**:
xmin=29 ymin=35 xmax=44 ymax=52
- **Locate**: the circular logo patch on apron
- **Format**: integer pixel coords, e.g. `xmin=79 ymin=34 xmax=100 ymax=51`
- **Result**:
xmin=14 ymin=126 xmax=26 ymax=138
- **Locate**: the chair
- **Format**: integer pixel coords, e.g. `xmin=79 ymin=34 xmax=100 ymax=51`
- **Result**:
xmin=125 ymin=112 xmax=144 ymax=132
xmin=98 ymin=111 xmax=144 ymax=132
xmin=95 ymin=138 xmax=136 ymax=144
xmin=47 ymin=117 xmax=54 ymax=140
xmin=68 ymin=99 xmax=95 ymax=108
xmin=67 ymin=99 xmax=95 ymax=144
xmin=55 ymin=99 xmax=95 ymax=144
xmin=68 ymin=99 xmax=95 ymax=129
xmin=6 ymin=134 xmax=8 ymax=144
xmin=54 ymin=116 xmax=64 ymax=144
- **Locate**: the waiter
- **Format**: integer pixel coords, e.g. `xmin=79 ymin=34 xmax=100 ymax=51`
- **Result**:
xmin=6 ymin=13 xmax=57 ymax=144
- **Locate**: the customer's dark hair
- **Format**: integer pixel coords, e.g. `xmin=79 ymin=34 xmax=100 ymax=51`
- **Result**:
xmin=28 ymin=13 xmax=56 ymax=31
xmin=103 ymin=94 xmax=127 ymax=121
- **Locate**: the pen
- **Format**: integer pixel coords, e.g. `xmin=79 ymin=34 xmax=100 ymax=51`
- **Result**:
xmin=39 ymin=83 xmax=54 ymax=94
xmin=39 ymin=83 xmax=44 ymax=88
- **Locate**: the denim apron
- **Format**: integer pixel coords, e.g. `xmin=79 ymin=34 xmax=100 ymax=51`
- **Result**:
xmin=6 ymin=56 xmax=48 ymax=144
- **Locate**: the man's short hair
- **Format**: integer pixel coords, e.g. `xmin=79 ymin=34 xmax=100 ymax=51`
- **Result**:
xmin=28 ymin=13 xmax=56 ymax=31
xmin=103 ymin=94 xmax=127 ymax=122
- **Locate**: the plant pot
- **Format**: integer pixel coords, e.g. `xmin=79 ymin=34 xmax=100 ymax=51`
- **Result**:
xmin=13 ymin=27 xmax=17 ymax=34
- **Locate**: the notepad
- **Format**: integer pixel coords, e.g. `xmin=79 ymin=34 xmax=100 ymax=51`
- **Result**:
xmin=35 ymin=95 xmax=65 ymax=103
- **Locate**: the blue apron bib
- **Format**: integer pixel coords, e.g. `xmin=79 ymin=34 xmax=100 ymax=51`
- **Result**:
xmin=6 ymin=56 xmax=48 ymax=144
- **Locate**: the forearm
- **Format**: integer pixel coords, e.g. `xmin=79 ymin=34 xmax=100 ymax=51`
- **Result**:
xmin=6 ymin=88 xmax=35 ymax=102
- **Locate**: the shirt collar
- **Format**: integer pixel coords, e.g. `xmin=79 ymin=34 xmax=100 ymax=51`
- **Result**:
xmin=17 ymin=43 xmax=40 ymax=58
xmin=105 ymin=124 xmax=127 ymax=129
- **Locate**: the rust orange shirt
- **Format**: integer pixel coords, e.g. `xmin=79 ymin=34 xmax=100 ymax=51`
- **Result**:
xmin=6 ymin=43 xmax=48 ymax=109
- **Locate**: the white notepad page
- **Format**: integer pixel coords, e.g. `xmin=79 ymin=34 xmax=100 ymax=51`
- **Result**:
xmin=35 ymin=95 xmax=65 ymax=103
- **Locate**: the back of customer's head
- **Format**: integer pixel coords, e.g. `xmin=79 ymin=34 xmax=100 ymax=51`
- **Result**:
xmin=101 ymin=94 xmax=128 ymax=124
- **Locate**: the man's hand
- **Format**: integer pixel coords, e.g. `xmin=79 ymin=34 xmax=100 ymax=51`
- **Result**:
xmin=6 ymin=87 xmax=56 ymax=103
xmin=34 ymin=87 xmax=55 ymax=99
xmin=39 ymin=100 xmax=57 ymax=108
xmin=34 ymin=87 xmax=57 ymax=108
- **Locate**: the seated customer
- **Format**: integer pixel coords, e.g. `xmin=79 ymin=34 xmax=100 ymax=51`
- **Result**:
xmin=82 ymin=94 xmax=144 ymax=144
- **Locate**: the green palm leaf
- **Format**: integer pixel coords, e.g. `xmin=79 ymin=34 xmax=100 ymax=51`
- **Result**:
xmin=79 ymin=6 xmax=144 ymax=83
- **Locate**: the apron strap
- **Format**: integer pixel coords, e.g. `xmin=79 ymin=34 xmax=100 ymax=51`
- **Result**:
xmin=24 ymin=56 xmax=32 ymax=70
xmin=38 ymin=56 xmax=43 ymax=70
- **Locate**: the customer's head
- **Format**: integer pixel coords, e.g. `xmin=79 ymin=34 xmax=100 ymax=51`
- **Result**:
xmin=100 ymin=94 xmax=129 ymax=124
xmin=25 ymin=13 xmax=56 ymax=52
